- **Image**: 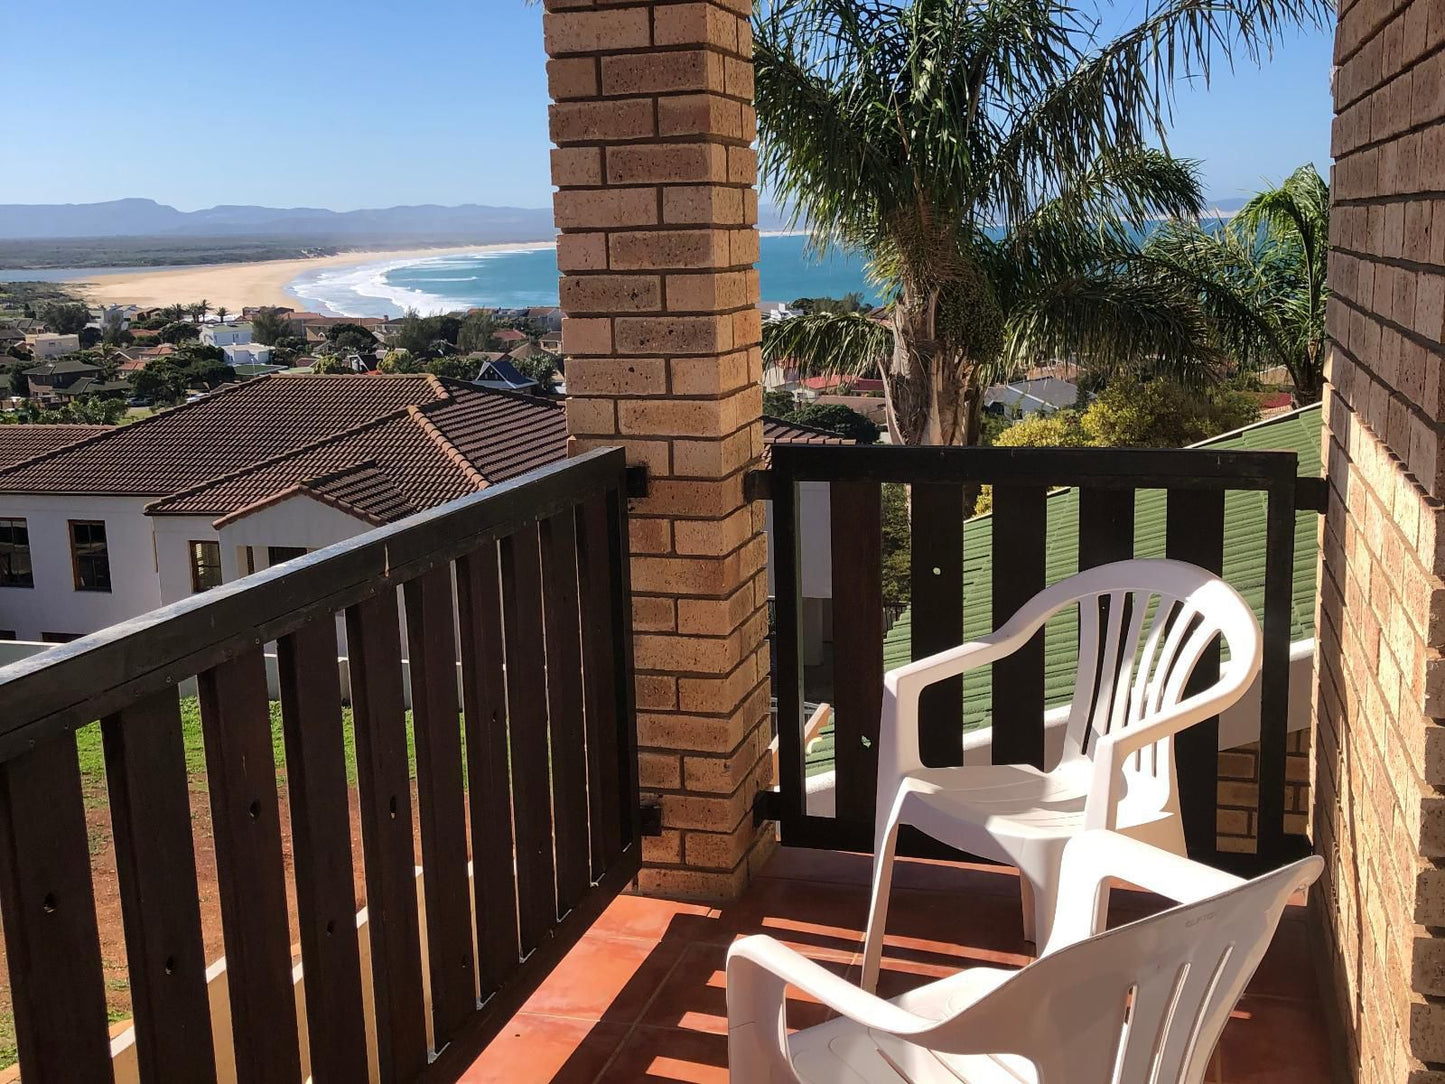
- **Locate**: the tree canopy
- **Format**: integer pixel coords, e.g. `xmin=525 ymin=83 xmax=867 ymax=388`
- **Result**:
xmin=755 ymin=0 xmax=1329 ymax=446
xmin=41 ymin=301 xmax=91 ymax=335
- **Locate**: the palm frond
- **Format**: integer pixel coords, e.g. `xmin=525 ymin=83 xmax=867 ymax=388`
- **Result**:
xmin=760 ymin=311 xmax=895 ymax=378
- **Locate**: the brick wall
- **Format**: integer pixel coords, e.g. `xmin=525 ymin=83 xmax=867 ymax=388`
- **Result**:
xmin=543 ymin=0 xmax=775 ymax=900
xmin=1314 ymin=0 xmax=1445 ymax=1078
xmin=1214 ymin=731 xmax=1311 ymax=854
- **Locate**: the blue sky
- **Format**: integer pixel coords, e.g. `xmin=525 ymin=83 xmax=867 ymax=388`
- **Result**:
xmin=4 ymin=0 xmax=1333 ymax=211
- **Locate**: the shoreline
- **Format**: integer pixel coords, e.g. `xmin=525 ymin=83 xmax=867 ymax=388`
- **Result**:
xmin=63 ymin=230 xmax=813 ymax=315
xmin=65 ymin=241 xmax=556 ymax=312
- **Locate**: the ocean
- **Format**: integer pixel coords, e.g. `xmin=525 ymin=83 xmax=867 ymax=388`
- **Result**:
xmin=287 ymin=234 xmax=881 ymax=317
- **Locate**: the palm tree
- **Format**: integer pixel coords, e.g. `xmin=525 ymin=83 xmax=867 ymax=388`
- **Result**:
xmin=215 ymin=306 xmax=229 ymax=325
xmin=755 ymin=0 xmax=1329 ymax=445
xmin=193 ymin=300 xmax=210 ymax=325
xmin=1124 ymin=165 xmax=1330 ymax=403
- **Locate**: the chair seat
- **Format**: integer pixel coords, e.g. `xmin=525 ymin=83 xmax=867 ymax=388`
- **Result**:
xmin=898 ymin=762 xmax=1172 ymax=845
xmin=788 ymin=967 xmax=1038 ymax=1083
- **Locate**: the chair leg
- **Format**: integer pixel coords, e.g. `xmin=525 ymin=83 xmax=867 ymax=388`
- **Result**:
xmin=1026 ymin=873 xmax=1061 ymax=952
xmin=860 ymin=811 xmax=903 ymax=995
xmin=1019 ymin=877 xmax=1037 ymax=944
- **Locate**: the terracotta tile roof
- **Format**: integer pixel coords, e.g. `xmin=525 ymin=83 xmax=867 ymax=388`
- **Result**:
xmin=0 ymin=425 xmax=114 ymax=470
xmin=146 ymin=381 xmax=567 ymax=526
xmin=0 ymin=375 xmax=448 ymax=497
xmin=762 ymin=416 xmax=853 ymax=445
xmin=761 ymin=415 xmax=852 ymax=467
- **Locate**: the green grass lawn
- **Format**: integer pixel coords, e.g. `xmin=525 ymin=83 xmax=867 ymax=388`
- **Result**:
xmin=71 ymin=696 xmax=425 ymax=793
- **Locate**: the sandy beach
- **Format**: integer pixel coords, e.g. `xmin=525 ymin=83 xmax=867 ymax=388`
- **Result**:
xmin=67 ymin=241 xmax=556 ymax=312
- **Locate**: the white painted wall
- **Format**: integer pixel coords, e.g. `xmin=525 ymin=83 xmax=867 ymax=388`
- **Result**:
xmin=763 ymin=482 xmax=833 ymax=602
xmin=217 ymin=494 xmax=372 ymax=557
xmin=0 ymin=495 xmax=161 ymax=641
xmin=150 ymin=515 xmax=223 ymax=606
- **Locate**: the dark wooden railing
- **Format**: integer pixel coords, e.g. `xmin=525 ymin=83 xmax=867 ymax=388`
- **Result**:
xmin=762 ymin=443 xmax=1322 ymax=875
xmin=0 ymin=448 xmax=640 ymax=1084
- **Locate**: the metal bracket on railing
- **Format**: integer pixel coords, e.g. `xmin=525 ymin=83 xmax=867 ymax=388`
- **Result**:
xmin=754 ymin=788 xmax=783 ymax=826
xmin=625 ymin=464 xmax=650 ymax=499
xmin=743 ymin=469 xmax=772 ymax=502
xmin=638 ymin=802 xmax=663 ymax=837
xmin=1294 ymin=475 xmax=1328 ymax=513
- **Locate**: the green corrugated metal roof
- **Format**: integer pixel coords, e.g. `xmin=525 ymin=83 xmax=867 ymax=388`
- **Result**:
xmin=806 ymin=404 xmax=1323 ymax=776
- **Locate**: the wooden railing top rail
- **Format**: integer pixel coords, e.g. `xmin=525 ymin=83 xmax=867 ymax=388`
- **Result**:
xmin=767 ymin=442 xmax=1300 ymax=488
xmin=0 ymin=447 xmax=627 ymax=763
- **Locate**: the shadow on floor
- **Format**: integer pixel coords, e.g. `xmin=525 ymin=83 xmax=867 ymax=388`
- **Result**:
xmin=461 ymin=847 xmax=1331 ymax=1083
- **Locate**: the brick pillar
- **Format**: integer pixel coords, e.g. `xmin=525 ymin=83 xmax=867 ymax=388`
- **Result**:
xmin=544 ymin=0 xmax=773 ymax=900
xmin=1314 ymin=0 xmax=1445 ymax=1078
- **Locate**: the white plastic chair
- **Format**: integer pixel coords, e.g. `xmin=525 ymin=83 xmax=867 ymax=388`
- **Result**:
xmin=727 ymin=830 xmax=1322 ymax=1083
xmin=863 ymin=558 xmax=1262 ymax=984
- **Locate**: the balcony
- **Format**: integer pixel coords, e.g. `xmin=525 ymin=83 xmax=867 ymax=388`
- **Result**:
xmin=0 ymin=433 xmax=1333 ymax=1083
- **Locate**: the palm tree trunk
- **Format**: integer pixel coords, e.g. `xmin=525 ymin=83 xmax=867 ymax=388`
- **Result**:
xmin=882 ymin=288 xmax=971 ymax=446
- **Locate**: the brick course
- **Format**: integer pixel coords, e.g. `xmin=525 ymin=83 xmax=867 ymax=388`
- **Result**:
xmin=545 ymin=0 xmax=771 ymax=901
xmin=1316 ymin=0 xmax=1445 ymax=1079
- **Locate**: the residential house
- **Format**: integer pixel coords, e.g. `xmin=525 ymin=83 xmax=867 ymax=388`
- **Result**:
xmin=222 ymin=342 xmax=274 ymax=366
xmin=22 ymin=357 xmax=101 ymax=401
xmin=474 ymin=357 xmax=539 ymax=393
xmin=26 ymin=333 xmax=80 ymax=360
xmin=200 ymin=323 xmax=253 ymax=349
xmin=759 ymin=300 xmax=802 ymax=321
xmin=0 ymin=375 xmax=569 ymax=642
xmin=52 ymin=376 xmax=131 ymax=401
xmin=0 ymin=425 xmax=113 ymax=469
xmin=982 ymin=375 xmax=1080 ymax=416
xmin=490 ymin=328 xmax=528 ymax=349
xmin=525 ymin=306 xmax=564 ymax=333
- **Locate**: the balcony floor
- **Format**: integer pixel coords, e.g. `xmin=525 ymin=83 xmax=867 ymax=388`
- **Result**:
xmin=463 ymin=847 xmax=1331 ymax=1083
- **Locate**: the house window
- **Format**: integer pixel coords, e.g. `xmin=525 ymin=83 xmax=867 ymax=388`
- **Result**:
xmin=0 ymin=630 xmax=16 ymax=641
xmin=189 ymin=540 xmax=222 ymax=592
xmin=0 ymin=518 xmax=33 ymax=587
xmin=41 ymin=632 xmax=80 ymax=644
xmin=267 ymin=546 xmax=307 ymax=567
xmin=69 ymin=520 xmax=111 ymax=592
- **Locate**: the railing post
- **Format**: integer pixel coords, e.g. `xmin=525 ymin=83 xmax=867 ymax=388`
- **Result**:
xmin=545 ymin=0 xmax=774 ymax=899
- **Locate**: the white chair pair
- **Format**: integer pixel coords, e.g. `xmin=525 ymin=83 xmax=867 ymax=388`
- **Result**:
xmin=724 ymin=558 xmax=1296 ymax=1082
xmin=727 ymin=829 xmax=1321 ymax=1083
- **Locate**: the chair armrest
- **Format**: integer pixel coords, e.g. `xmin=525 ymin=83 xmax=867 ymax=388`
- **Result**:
xmin=727 ymin=935 xmax=932 ymax=1038
xmin=1042 ymin=830 xmax=1245 ymax=954
xmin=882 ymin=610 xmax=1055 ymax=773
xmin=1082 ymin=657 xmax=1257 ymax=832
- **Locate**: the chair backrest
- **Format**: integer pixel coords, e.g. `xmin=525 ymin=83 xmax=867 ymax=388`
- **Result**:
xmin=1025 ymin=560 xmax=1260 ymax=800
xmin=894 ymin=853 xmax=1322 ymax=1084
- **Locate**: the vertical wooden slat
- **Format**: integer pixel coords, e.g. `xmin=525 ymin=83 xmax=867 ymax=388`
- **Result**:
xmin=910 ymin=483 xmax=965 ymax=766
xmin=0 ymin=739 xmax=113 ymax=1083
xmin=991 ymin=484 xmax=1047 ymax=768
xmin=540 ymin=511 xmax=591 ymax=913
xmin=1256 ymin=482 xmax=1297 ymax=863
xmin=456 ymin=543 xmax=521 ymax=999
xmin=277 ymin=619 xmax=370 ymax=1084
xmin=346 ymin=593 xmax=429 ymax=1081
xmin=830 ymin=480 xmax=883 ymax=825
xmin=404 ymin=566 xmax=477 ymax=1047
xmin=103 ymin=689 xmax=217 ymax=1084
xmin=772 ymin=467 xmax=807 ymax=833
xmin=197 ymin=647 xmax=303 ymax=1081
xmin=1166 ymin=488 xmax=1226 ymax=859
xmin=576 ymin=496 xmax=624 ymax=875
xmin=606 ymin=482 xmax=643 ymax=857
xmin=1078 ymin=487 xmax=1136 ymax=569
xmin=499 ymin=523 xmax=558 ymax=954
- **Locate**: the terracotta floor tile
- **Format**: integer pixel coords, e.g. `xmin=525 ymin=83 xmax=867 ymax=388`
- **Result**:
xmin=758 ymin=846 xmax=1020 ymax=897
xmin=589 ymin=892 xmax=716 ymax=942
xmin=1244 ymin=916 xmax=1319 ymax=1002
xmin=1216 ymin=995 xmax=1334 ymax=1082
xmin=875 ymin=886 xmax=1035 ymax=969
xmin=640 ymin=942 xmax=847 ymax=1036
xmin=597 ymin=1025 xmax=729 ymax=1083
xmin=706 ymin=877 xmax=868 ymax=958
xmin=521 ymin=932 xmax=687 ymax=1023
xmin=457 ymin=1014 xmax=630 ymax=1084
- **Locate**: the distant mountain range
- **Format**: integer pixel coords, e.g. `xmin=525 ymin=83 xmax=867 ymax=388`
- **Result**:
xmin=0 ymin=198 xmax=561 ymax=241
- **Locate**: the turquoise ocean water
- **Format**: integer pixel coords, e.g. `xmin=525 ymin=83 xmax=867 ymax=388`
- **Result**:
xmin=286 ymin=234 xmax=880 ymax=317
